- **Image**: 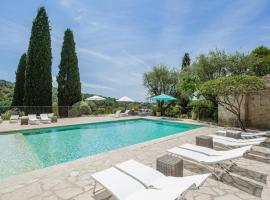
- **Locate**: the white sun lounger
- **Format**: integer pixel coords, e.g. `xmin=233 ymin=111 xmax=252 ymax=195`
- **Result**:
xmin=113 ymin=110 xmax=121 ymax=118
xmin=241 ymin=131 xmax=269 ymax=138
xmin=40 ymin=113 xmax=51 ymax=124
xmin=92 ymin=161 xmax=210 ymax=200
xmin=209 ymin=135 xmax=267 ymax=147
xmin=217 ymin=130 xmax=269 ymax=138
xmin=9 ymin=115 xmax=19 ymax=124
xmin=115 ymin=160 xmax=210 ymax=189
xmin=178 ymin=143 xmax=251 ymax=156
xmin=168 ymin=145 xmax=252 ymax=180
xmin=28 ymin=114 xmax=39 ymax=125
xmin=120 ymin=110 xmax=130 ymax=117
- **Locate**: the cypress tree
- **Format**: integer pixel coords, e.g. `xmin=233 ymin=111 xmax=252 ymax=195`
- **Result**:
xmin=181 ymin=53 xmax=191 ymax=70
xmin=24 ymin=7 xmax=52 ymax=114
xmin=57 ymin=29 xmax=81 ymax=117
xmin=12 ymin=53 xmax=27 ymax=108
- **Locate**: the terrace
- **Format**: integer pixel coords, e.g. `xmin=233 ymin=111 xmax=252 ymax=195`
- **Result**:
xmin=0 ymin=116 xmax=270 ymax=200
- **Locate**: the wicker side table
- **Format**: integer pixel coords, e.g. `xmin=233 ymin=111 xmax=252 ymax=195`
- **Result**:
xmin=156 ymin=154 xmax=183 ymax=177
xmin=20 ymin=116 xmax=29 ymax=125
xmin=196 ymin=135 xmax=213 ymax=148
xmin=50 ymin=116 xmax=57 ymax=123
xmin=226 ymin=130 xmax=241 ymax=139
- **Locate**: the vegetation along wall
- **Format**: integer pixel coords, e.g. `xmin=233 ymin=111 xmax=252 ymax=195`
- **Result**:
xmin=218 ymin=90 xmax=270 ymax=130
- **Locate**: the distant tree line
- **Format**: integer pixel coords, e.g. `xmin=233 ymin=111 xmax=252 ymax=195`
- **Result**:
xmin=11 ymin=7 xmax=81 ymax=117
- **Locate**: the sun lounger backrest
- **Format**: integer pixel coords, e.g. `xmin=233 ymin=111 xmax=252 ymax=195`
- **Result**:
xmin=47 ymin=113 xmax=54 ymax=118
xmin=92 ymin=167 xmax=145 ymax=200
xmin=115 ymin=110 xmax=121 ymax=114
xmin=10 ymin=115 xmax=19 ymax=120
xmin=115 ymin=160 xmax=164 ymax=187
xmin=28 ymin=114 xmax=37 ymax=120
xmin=40 ymin=114 xmax=49 ymax=119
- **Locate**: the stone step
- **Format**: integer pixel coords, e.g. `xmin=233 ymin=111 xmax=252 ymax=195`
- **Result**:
xmin=183 ymin=160 xmax=265 ymax=197
xmin=259 ymin=140 xmax=270 ymax=148
xmin=229 ymin=165 xmax=267 ymax=184
xmin=244 ymin=153 xmax=270 ymax=164
xmin=250 ymin=150 xmax=270 ymax=158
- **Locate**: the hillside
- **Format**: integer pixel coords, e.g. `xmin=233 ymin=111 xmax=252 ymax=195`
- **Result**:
xmin=0 ymin=80 xmax=14 ymax=109
xmin=0 ymin=80 xmax=115 ymax=112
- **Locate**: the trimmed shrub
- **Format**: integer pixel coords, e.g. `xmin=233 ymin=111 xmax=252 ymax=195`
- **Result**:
xmin=52 ymin=102 xmax=59 ymax=117
xmin=68 ymin=101 xmax=91 ymax=117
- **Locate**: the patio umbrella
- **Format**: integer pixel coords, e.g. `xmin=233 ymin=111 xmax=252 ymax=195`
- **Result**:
xmin=117 ymin=96 xmax=135 ymax=102
xmin=85 ymin=95 xmax=106 ymax=101
xmin=151 ymin=94 xmax=176 ymax=116
xmin=151 ymin=94 xmax=176 ymax=101
xmin=117 ymin=96 xmax=135 ymax=110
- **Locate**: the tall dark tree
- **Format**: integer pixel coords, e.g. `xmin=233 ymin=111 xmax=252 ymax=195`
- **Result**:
xmin=12 ymin=53 xmax=27 ymax=107
xmin=24 ymin=7 xmax=52 ymax=114
xmin=57 ymin=29 xmax=81 ymax=117
xmin=181 ymin=53 xmax=191 ymax=70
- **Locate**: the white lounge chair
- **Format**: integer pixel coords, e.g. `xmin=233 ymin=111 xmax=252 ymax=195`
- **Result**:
xmin=9 ymin=115 xmax=19 ymax=124
xmin=28 ymin=114 xmax=39 ymax=125
xmin=115 ymin=160 xmax=210 ymax=189
xmin=40 ymin=113 xmax=51 ymax=124
xmin=168 ymin=144 xmax=252 ymax=180
xmin=112 ymin=110 xmax=121 ymax=118
xmin=120 ymin=110 xmax=130 ymax=117
xmin=241 ymin=131 xmax=269 ymax=138
xmin=209 ymin=134 xmax=267 ymax=147
xmin=217 ymin=130 xmax=269 ymax=138
xmin=178 ymin=143 xmax=249 ymax=156
xmin=92 ymin=160 xmax=210 ymax=200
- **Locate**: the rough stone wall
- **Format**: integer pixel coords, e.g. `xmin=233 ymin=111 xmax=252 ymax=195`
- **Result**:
xmin=218 ymin=90 xmax=270 ymax=130
xmin=247 ymin=90 xmax=270 ymax=129
xmin=218 ymin=95 xmax=247 ymax=127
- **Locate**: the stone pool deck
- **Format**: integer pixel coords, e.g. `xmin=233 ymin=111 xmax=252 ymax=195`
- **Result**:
xmin=0 ymin=117 xmax=270 ymax=200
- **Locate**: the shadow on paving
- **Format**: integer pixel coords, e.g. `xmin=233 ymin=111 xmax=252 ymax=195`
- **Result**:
xmin=184 ymin=160 xmax=264 ymax=197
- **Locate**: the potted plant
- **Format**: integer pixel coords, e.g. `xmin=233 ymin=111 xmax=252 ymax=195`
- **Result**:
xmin=156 ymin=107 xmax=161 ymax=117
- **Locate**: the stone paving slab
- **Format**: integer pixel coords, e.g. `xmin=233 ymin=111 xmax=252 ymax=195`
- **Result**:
xmin=0 ymin=118 xmax=269 ymax=200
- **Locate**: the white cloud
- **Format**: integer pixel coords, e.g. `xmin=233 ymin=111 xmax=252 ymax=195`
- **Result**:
xmin=78 ymin=48 xmax=121 ymax=65
xmin=82 ymin=81 xmax=114 ymax=90
xmin=59 ymin=0 xmax=73 ymax=8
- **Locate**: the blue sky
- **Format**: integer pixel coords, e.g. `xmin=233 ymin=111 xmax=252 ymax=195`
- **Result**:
xmin=0 ymin=0 xmax=270 ymax=101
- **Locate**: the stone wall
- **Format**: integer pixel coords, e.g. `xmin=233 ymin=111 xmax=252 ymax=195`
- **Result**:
xmin=247 ymin=90 xmax=270 ymax=129
xmin=218 ymin=90 xmax=270 ymax=130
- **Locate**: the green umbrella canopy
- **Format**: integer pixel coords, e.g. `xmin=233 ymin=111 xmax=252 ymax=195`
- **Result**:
xmin=151 ymin=94 xmax=177 ymax=101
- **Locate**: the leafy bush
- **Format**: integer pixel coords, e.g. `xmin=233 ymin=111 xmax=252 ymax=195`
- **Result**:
xmin=165 ymin=105 xmax=182 ymax=117
xmin=87 ymin=101 xmax=97 ymax=113
xmin=1 ymin=108 xmax=25 ymax=120
xmin=80 ymin=102 xmax=91 ymax=115
xmin=188 ymin=100 xmax=216 ymax=120
xmin=68 ymin=101 xmax=91 ymax=117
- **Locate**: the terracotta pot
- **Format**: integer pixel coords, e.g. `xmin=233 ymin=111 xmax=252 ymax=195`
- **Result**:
xmin=191 ymin=111 xmax=197 ymax=120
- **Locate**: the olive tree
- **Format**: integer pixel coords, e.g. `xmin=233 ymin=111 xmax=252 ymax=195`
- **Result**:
xmin=199 ymin=75 xmax=265 ymax=131
xmin=143 ymin=65 xmax=179 ymax=114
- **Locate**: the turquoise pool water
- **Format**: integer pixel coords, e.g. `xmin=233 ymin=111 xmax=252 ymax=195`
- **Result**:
xmin=0 ymin=119 xmax=201 ymax=178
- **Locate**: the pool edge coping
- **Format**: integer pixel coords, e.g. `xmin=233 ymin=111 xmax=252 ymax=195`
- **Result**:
xmin=0 ymin=119 xmax=208 ymax=181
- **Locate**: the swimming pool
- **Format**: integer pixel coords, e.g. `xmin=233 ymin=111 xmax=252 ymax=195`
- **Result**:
xmin=0 ymin=119 xmax=201 ymax=178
